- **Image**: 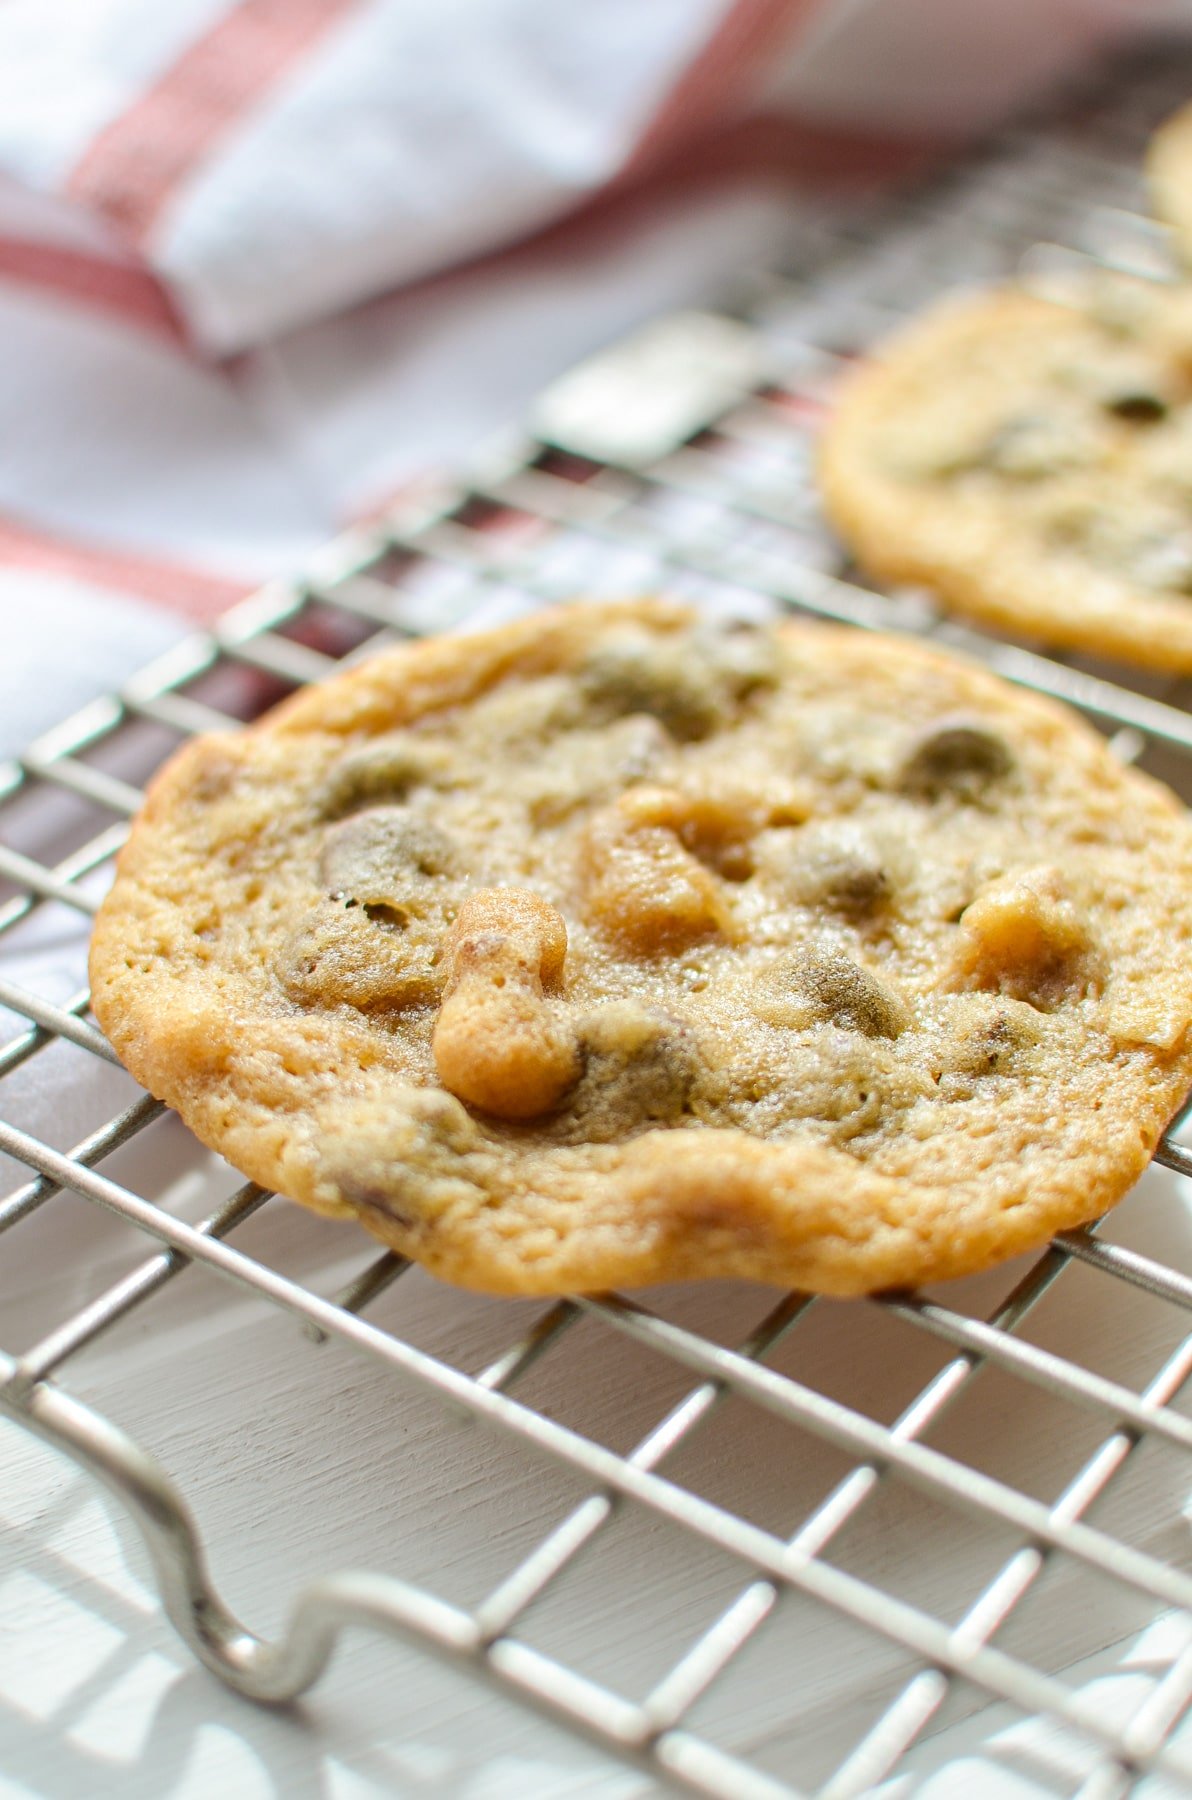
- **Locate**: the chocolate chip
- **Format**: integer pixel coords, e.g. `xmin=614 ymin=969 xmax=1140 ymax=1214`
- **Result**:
xmin=577 ymin=629 xmax=775 ymax=741
xmin=319 ymin=806 xmax=458 ymax=902
xmin=323 ymin=734 xmax=450 ymax=817
xmin=783 ymin=823 xmax=891 ymax=914
xmin=338 ymin=1177 xmax=415 ymax=1231
xmin=823 ymin=856 xmax=889 ymax=910
xmin=754 ymin=946 xmax=909 ymax=1039
xmin=558 ymin=1003 xmax=701 ymax=1142
xmin=327 ymin=1091 xmax=480 ymax=1221
xmin=579 ymin=643 xmax=721 ymax=740
xmin=898 ymin=720 xmax=1014 ymax=800
xmin=362 ymin=902 xmax=407 ymax=930
xmin=1103 ymin=389 xmax=1169 ymax=423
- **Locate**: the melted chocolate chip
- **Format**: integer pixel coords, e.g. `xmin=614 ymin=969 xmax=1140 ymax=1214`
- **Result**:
xmin=322 ymin=735 xmax=449 ymax=817
xmin=557 ymin=1003 xmax=700 ymax=1143
xmin=786 ymin=825 xmax=891 ymax=914
xmin=755 ymin=946 xmax=909 ymax=1039
xmin=898 ymin=720 xmax=1014 ymax=801
xmin=577 ymin=630 xmax=775 ymax=741
xmin=319 ymin=806 xmax=458 ymax=902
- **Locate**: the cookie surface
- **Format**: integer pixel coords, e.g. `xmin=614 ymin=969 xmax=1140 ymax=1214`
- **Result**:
xmin=819 ymin=278 xmax=1192 ymax=672
xmin=90 ymin=600 xmax=1192 ymax=1296
xmin=1149 ymin=101 xmax=1192 ymax=266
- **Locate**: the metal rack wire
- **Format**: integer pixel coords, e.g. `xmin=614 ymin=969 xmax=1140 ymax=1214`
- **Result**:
xmin=7 ymin=43 xmax=1192 ymax=1800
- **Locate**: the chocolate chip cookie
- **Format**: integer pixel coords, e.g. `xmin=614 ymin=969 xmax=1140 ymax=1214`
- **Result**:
xmin=819 ymin=276 xmax=1192 ymax=672
xmin=89 ymin=600 xmax=1192 ymax=1295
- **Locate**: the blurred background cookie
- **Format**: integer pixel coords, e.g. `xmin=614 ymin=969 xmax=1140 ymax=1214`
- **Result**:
xmin=819 ymin=276 xmax=1192 ymax=671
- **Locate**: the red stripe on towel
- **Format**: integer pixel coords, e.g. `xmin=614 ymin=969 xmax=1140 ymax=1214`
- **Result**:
xmin=0 ymin=236 xmax=188 ymax=344
xmin=0 ymin=512 xmax=250 ymax=620
xmin=67 ymin=0 xmax=363 ymax=245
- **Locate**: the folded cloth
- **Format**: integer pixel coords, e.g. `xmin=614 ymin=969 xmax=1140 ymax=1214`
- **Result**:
xmin=0 ymin=0 xmax=1178 ymax=750
xmin=0 ymin=0 xmax=1168 ymax=353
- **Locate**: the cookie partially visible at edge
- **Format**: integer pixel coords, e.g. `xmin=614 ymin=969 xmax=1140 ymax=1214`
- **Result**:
xmin=89 ymin=599 xmax=1192 ymax=1296
xmin=819 ymin=278 xmax=1192 ymax=673
xmin=1149 ymin=100 xmax=1192 ymax=266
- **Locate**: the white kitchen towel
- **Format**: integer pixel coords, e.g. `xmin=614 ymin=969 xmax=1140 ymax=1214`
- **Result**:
xmin=0 ymin=0 xmax=1172 ymax=354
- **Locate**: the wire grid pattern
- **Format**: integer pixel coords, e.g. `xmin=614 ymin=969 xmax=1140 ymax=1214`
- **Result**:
xmin=7 ymin=46 xmax=1192 ymax=1800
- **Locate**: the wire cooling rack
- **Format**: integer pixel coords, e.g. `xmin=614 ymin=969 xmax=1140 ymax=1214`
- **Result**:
xmin=9 ymin=45 xmax=1192 ymax=1800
